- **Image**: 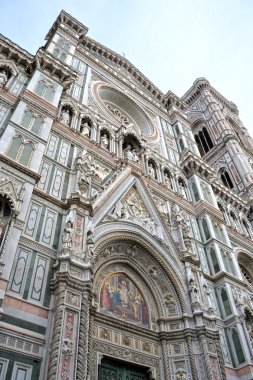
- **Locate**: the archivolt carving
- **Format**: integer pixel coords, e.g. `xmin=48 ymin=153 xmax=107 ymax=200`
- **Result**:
xmin=93 ymin=232 xmax=187 ymax=313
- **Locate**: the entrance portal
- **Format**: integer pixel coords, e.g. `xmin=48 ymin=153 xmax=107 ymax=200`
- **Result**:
xmin=98 ymin=357 xmax=150 ymax=380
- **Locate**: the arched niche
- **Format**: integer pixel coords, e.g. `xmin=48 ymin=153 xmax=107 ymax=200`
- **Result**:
xmin=236 ymin=250 xmax=253 ymax=289
xmin=0 ymin=193 xmax=15 ymax=252
xmin=123 ymin=134 xmax=142 ymax=161
xmin=91 ymin=82 xmax=158 ymax=141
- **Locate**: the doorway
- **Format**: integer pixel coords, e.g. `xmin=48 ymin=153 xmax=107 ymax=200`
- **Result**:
xmin=98 ymin=357 xmax=150 ymax=380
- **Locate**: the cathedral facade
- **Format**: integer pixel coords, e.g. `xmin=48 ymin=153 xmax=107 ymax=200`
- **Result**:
xmin=0 ymin=10 xmax=253 ymax=380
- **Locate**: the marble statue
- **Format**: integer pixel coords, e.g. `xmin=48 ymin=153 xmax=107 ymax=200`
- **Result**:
xmin=124 ymin=144 xmax=139 ymax=162
xmin=80 ymin=121 xmax=91 ymax=137
xmin=148 ymin=163 xmax=156 ymax=178
xmin=189 ymin=278 xmax=200 ymax=305
xmin=101 ymin=133 xmax=109 ymax=149
xmin=60 ymin=109 xmax=71 ymax=125
xmin=62 ymin=220 xmax=74 ymax=249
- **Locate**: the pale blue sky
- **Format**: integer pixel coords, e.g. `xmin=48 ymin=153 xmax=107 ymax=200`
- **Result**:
xmin=1 ymin=0 xmax=253 ymax=133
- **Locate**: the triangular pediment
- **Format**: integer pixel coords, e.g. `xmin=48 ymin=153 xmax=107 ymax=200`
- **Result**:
xmin=92 ymin=169 xmax=170 ymax=243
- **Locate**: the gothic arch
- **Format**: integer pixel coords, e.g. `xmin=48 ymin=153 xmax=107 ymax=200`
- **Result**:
xmin=93 ymin=227 xmax=188 ymax=315
xmin=235 ymin=249 xmax=253 ymax=288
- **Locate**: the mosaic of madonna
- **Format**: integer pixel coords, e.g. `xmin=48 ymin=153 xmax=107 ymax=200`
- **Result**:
xmin=100 ymin=273 xmax=149 ymax=327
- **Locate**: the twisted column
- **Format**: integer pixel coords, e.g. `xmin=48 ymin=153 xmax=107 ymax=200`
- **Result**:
xmin=186 ymin=336 xmax=197 ymax=380
xmin=47 ymin=280 xmax=66 ymax=379
xmin=76 ymin=289 xmax=92 ymax=380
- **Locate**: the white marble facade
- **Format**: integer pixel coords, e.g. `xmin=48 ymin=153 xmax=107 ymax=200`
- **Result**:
xmin=0 ymin=9 xmax=253 ymax=380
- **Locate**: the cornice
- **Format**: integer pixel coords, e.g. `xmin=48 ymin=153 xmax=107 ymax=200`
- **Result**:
xmin=0 ymin=154 xmax=40 ymax=182
xmin=45 ymin=9 xmax=89 ymax=41
xmin=79 ymin=36 xmax=165 ymax=105
xmin=228 ymin=228 xmax=253 ymax=252
xmin=182 ymin=77 xmax=239 ymax=115
xmin=31 ymin=48 xmax=78 ymax=88
xmin=21 ymin=90 xmax=58 ymax=118
xmin=164 ymin=90 xmax=189 ymax=113
xmin=211 ymin=179 xmax=248 ymax=211
xmin=94 ymin=312 xmax=159 ymax=340
xmin=179 ymin=150 xmax=215 ymax=180
xmin=0 ymin=87 xmax=18 ymax=108
xmin=194 ymin=200 xmax=223 ymax=220
xmin=0 ymin=34 xmax=33 ymax=70
xmin=33 ymin=187 xmax=68 ymax=209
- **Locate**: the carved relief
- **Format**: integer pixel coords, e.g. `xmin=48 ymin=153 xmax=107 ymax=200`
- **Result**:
xmin=106 ymin=104 xmax=130 ymax=126
xmin=107 ymin=187 xmax=163 ymax=239
xmin=76 ymin=149 xmax=110 ymax=198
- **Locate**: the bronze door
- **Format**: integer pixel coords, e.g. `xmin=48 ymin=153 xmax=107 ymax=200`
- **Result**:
xmin=98 ymin=358 xmax=149 ymax=380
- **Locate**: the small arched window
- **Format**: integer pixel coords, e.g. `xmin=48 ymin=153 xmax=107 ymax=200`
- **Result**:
xmin=21 ymin=111 xmax=43 ymax=135
xmin=241 ymin=219 xmax=251 ymax=237
xmin=6 ymin=136 xmax=34 ymax=167
xmin=201 ymin=218 xmax=210 ymax=240
xmin=210 ymin=247 xmax=220 ymax=273
xmin=19 ymin=142 xmax=34 ymax=166
xmin=6 ymin=136 xmax=23 ymax=160
xmin=240 ymin=264 xmax=253 ymax=285
xmin=222 ymin=251 xmax=235 ymax=275
xmin=178 ymin=138 xmax=185 ymax=151
xmin=194 ymin=126 xmax=213 ymax=156
xmin=35 ymin=80 xmax=46 ymax=97
xmin=221 ymin=288 xmax=232 ymax=316
xmin=231 ymin=329 xmax=245 ymax=364
xmin=191 ymin=182 xmax=200 ymax=201
xmin=35 ymin=80 xmax=55 ymax=102
xmin=220 ymin=170 xmax=234 ymax=189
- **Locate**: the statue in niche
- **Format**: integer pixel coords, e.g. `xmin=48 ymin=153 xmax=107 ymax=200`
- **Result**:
xmin=148 ymin=163 xmax=156 ymax=178
xmin=189 ymin=278 xmax=200 ymax=305
xmin=202 ymin=284 xmax=214 ymax=313
xmin=101 ymin=133 xmax=109 ymax=149
xmin=0 ymin=69 xmax=8 ymax=88
xmin=124 ymin=144 xmax=139 ymax=162
xmin=164 ymin=171 xmax=172 ymax=187
xmin=171 ymin=203 xmax=192 ymax=253
xmin=60 ymin=108 xmax=71 ymax=125
xmin=86 ymin=228 xmax=94 ymax=258
xmin=62 ymin=220 xmax=74 ymax=250
xmin=80 ymin=120 xmax=91 ymax=137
